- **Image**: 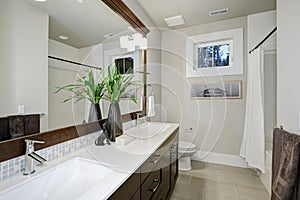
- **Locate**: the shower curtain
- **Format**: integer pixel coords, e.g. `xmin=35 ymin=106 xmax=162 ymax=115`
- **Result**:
xmin=240 ymin=47 xmax=265 ymax=173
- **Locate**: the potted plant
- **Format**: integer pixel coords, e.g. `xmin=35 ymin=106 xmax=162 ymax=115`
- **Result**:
xmin=55 ymin=68 xmax=105 ymax=122
xmin=101 ymin=65 xmax=139 ymax=141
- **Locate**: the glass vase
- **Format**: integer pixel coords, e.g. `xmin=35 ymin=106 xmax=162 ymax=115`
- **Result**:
xmin=88 ymin=103 xmax=102 ymax=122
xmin=107 ymin=102 xmax=123 ymax=141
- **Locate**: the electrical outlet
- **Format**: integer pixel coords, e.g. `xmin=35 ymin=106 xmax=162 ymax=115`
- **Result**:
xmin=18 ymin=105 xmax=25 ymax=114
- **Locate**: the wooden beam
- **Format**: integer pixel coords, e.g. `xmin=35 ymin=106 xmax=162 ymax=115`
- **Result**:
xmin=102 ymin=0 xmax=150 ymax=36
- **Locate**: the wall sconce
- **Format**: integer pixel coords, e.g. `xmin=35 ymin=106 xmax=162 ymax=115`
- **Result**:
xmin=120 ymin=33 xmax=147 ymax=52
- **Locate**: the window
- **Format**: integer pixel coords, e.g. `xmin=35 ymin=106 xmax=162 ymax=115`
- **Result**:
xmin=114 ymin=57 xmax=134 ymax=74
xmin=195 ymin=39 xmax=233 ymax=69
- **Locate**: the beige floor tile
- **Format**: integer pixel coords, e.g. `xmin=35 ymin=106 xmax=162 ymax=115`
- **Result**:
xmin=173 ymin=183 xmax=204 ymax=199
xmin=243 ymin=168 xmax=259 ymax=177
xmin=177 ymin=174 xmax=192 ymax=185
xmin=235 ymin=184 xmax=271 ymax=200
xmin=191 ymin=161 xmax=206 ymax=169
xmin=202 ymin=190 xmax=251 ymax=200
xmin=170 ymin=192 xmax=201 ymax=200
xmin=205 ymin=163 xmax=245 ymax=174
xmin=171 ymin=161 xmax=269 ymax=200
xmin=169 ymin=196 xmax=186 ymax=200
xmin=218 ymin=173 xmax=265 ymax=189
xmin=190 ymin=176 xmax=236 ymax=195
xmin=183 ymin=168 xmax=219 ymax=182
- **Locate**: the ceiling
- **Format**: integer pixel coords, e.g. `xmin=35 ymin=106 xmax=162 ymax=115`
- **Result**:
xmin=26 ymin=0 xmax=130 ymax=48
xmin=135 ymin=0 xmax=276 ymax=29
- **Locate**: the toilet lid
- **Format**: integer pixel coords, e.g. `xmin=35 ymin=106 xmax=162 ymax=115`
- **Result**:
xmin=178 ymin=141 xmax=196 ymax=150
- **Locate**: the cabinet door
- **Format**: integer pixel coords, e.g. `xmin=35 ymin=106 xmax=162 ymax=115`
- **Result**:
xmin=141 ymin=169 xmax=161 ymax=200
xmin=108 ymin=171 xmax=140 ymax=200
xmin=160 ymin=150 xmax=171 ymax=199
xmin=170 ymin=142 xmax=178 ymax=193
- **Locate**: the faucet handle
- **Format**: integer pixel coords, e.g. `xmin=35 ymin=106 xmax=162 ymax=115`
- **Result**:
xmin=25 ymin=139 xmax=45 ymax=145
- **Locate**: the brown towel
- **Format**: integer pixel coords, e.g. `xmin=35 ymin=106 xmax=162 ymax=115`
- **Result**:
xmin=272 ymin=128 xmax=300 ymax=200
xmin=8 ymin=115 xmax=24 ymax=138
xmin=24 ymin=114 xmax=40 ymax=135
xmin=0 ymin=117 xmax=11 ymax=141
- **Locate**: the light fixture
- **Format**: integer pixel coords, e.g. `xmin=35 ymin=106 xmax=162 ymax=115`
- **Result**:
xmin=35 ymin=0 xmax=47 ymax=2
xmin=164 ymin=15 xmax=185 ymax=27
xmin=58 ymin=35 xmax=69 ymax=40
xmin=120 ymin=33 xmax=147 ymax=52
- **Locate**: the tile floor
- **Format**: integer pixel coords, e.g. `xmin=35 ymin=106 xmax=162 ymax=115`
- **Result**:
xmin=170 ymin=161 xmax=270 ymax=200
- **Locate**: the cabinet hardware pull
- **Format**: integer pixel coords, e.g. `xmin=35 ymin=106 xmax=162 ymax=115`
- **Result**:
xmin=150 ymin=154 xmax=161 ymax=164
xmin=148 ymin=179 xmax=160 ymax=193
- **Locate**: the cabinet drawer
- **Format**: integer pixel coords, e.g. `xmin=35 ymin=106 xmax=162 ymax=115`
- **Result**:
xmin=141 ymin=169 xmax=161 ymax=200
xmin=141 ymin=152 xmax=163 ymax=182
xmin=108 ymin=171 xmax=140 ymax=200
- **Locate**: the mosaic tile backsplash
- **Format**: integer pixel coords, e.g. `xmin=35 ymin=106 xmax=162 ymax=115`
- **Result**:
xmin=0 ymin=119 xmax=139 ymax=182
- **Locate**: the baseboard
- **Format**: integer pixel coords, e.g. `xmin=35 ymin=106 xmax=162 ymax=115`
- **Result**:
xmin=191 ymin=151 xmax=249 ymax=168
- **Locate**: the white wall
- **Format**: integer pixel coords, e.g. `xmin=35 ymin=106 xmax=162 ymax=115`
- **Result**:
xmin=0 ymin=0 xmax=17 ymax=116
xmin=277 ymin=0 xmax=300 ymax=134
xmin=161 ymin=17 xmax=248 ymax=156
xmin=0 ymin=0 xmax=49 ymax=131
xmin=248 ymin=11 xmax=277 ymax=52
xmin=123 ymin=0 xmax=162 ymax=121
xmin=48 ymin=39 xmax=84 ymax=130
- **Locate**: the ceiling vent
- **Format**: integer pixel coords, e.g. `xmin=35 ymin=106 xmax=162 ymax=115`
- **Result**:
xmin=103 ymin=33 xmax=115 ymax=38
xmin=164 ymin=15 xmax=185 ymax=27
xmin=209 ymin=8 xmax=229 ymax=16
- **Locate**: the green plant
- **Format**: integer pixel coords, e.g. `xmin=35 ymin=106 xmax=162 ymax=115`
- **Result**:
xmin=101 ymin=65 xmax=140 ymax=104
xmin=55 ymin=68 xmax=105 ymax=104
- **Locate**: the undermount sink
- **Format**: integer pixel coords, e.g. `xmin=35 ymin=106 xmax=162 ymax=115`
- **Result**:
xmin=124 ymin=122 xmax=170 ymax=139
xmin=0 ymin=157 xmax=112 ymax=200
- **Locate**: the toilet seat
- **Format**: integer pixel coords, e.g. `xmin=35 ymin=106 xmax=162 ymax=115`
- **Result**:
xmin=178 ymin=141 xmax=196 ymax=151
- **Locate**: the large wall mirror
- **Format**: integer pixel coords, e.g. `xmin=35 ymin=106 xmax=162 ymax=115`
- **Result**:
xmin=0 ymin=0 xmax=149 ymax=158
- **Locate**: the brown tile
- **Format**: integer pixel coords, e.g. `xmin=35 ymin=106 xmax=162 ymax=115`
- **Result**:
xmin=235 ymin=184 xmax=271 ymax=200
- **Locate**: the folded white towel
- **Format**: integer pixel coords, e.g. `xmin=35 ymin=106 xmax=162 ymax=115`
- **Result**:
xmin=147 ymin=96 xmax=155 ymax=117
xmin=139 ymin=96 xmax=144 ymax=111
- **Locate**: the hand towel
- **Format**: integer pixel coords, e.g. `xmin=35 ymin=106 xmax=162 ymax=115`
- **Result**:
xmin=0 ymin=117 xmax=10 ymax=141
xmin=24 ymin=114 xmax=40 ymax=135
xmin=8 ymin=115 xmax=24 ymax=138
xmin=272 ymin=128 xmax=300 ymax=200
xmin=147 ymin=96 xmax=155 ymax=117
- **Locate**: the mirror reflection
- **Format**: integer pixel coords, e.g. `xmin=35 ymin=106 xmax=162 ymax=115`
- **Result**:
xmin=0 ymin=0 xmax=145 ymax=142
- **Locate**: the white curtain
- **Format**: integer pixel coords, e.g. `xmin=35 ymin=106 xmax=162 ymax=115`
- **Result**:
xmin=240 ymin=47 xmax=265 ymax=173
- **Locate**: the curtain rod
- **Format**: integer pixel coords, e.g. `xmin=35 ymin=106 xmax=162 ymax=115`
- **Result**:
xmin=249 ymin=27 xmax=277 ymax=54
xmin=48 ymin=56 xmax=101 ymax=70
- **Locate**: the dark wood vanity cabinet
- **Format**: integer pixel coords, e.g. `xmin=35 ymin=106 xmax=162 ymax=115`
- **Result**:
xmin=109 ymin=130 xmax=179 ymax=200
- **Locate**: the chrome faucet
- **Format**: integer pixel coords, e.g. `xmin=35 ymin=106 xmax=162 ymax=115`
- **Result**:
xmin=136 ymin=113 xmax=144 ymax=126
xmin=23 ymin=139 xmax=47 ymax=175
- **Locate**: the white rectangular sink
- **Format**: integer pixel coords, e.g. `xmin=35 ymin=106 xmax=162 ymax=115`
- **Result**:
xmin=124 ymin=122 xmax=170 ymax=139
xmin=0 ymin=157 xmax=112 ymax=200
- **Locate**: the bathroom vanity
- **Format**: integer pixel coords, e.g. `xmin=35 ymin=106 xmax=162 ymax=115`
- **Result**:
xmin=0 ymin=122 xmax=179 ymax=200
xmin=109 ymin=125 xmax=178 ymax=200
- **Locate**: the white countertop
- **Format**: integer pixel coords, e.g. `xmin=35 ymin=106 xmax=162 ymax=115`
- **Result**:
xmin=0 ymin=122 xmax=179 ymax=200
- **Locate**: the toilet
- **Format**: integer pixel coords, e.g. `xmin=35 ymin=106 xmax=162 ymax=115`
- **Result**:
xmin=178 ymin=141 xmax=197 ymax=171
